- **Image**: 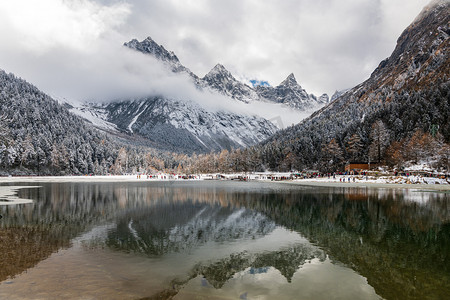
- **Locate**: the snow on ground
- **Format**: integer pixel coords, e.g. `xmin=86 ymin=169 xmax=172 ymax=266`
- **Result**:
xmin=0 ymin=174 xmax=199 ymax=183
xmin=0 ymin=173 xmax=448 ymax=190
xmin=69 ymin=106 xmax=119 ymax=132
xmin=127 ymin=102 xmax=147 ymax=133
xmin=289 ymin=174 xmax=449 ymax=190
xmin=294 ymin=174 xmax=449 ymax=185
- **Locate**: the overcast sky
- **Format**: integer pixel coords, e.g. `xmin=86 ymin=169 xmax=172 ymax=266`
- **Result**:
xmin=0 ymin=0 xmax=429 ymax=102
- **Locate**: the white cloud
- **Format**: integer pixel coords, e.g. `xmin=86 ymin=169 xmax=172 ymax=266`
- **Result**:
xmin=119 ymin=0 xmax=427 ymax=95
xmin=0 ymin=0 xmax=130 ymax=54
xmin=0 ymin=0 xmax=429 ymax=105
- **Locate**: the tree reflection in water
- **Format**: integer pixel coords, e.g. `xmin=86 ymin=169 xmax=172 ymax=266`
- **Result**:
xmin=191 ymin=244 xmax=326 ymax=288
xmin=240 ymin=187 xmax=450 ymax=300
xmin=0 ymin=182 xmax=448 ymax=300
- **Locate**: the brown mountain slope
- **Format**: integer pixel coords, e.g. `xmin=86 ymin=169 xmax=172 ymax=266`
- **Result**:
xmin=254 ymin=0 xmax=449 ymax=171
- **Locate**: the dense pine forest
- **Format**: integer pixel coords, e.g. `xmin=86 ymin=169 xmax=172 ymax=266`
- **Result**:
xmin=0 ymin=71 xmax=187 ymax=175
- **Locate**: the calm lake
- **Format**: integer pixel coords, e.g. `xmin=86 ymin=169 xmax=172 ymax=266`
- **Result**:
xmin=0 ymin=181 xmax=449 ymax=299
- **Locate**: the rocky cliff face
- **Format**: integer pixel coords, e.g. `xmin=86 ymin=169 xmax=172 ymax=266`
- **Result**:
xmin=358 ymin=0 xmax=449 ymax=100
xmin=77 ymin=97 xmax=278 ymax=153
xmin=124 ymin=37 xmax=197 ymax=78
xmin=200 ymin=64 xmax=260 ymax=103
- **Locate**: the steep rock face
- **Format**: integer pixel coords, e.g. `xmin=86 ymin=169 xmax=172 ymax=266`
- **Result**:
xmin=124 ymin=37 xmax=199 ymax=80
xmin=254 ymin=0 xmax=449 ymax=171
xmin=317 ymin=93 xmax=330 ymax=104
xmin=201 ymin=64 xmax=259 ymax=103
xmin=84 ymin=97 xmax=278 ymax=153
xmin=125 ymin=37 xmax=180 ymax=65
xmin=256 ymin=73 xmax=329 ymax=109
xmin=359 ymin=0 xmax=449 ymax=98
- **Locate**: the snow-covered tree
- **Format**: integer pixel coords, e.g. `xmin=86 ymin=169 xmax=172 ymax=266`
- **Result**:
xmin=346 ymin=134 xmax=364 ymax=161
xmin=322 ymin=138 xmax=344 ymax=170
xmin=369 ymin=120 xmax=390 ymax=162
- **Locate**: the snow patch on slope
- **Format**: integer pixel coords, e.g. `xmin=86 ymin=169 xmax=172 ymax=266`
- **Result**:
xmin=69 ymin=104 xmax=119 ymax=132
xmin=128 ymin=102 xmax=147 ymax=133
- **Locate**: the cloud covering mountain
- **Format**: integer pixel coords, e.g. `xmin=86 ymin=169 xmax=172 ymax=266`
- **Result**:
xmin=0 ymin=0 xmax=428 ymax=100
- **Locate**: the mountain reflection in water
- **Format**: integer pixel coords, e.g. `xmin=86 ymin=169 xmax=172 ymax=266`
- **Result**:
xmin=107 ymin=205 xmax=276 ymax=256
xmin=0 ymin=181 xmax=448 ymax=300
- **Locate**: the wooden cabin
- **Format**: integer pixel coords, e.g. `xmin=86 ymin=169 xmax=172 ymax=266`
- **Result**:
xmin=345 ymin=162 xmax=379 ymax=172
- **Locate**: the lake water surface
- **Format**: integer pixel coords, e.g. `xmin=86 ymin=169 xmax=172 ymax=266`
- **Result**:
xmin=0 ymin=181 xmax=449 ymax=299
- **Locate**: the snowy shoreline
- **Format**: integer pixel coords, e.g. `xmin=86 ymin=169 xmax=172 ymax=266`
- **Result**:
xmin=286 ymin=179 xmax=450 ymax=191
xmin=0 ymin=174 xmax=448 ymax=191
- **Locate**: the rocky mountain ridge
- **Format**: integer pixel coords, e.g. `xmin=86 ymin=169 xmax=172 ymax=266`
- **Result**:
xmin=124 ymin=37 xmax=197 ymax=79
xmin=256 ymin=73 xmax=329 ymax=109
xmin=200 ymin=63 xmax=259 ymax=103
xmin=124 ymin=36 xmax=328 ymax=109
xmin=78 ymin=97 xmax=278 ymax=153
xmin=72 ymin=36 xmax=328 ymax=153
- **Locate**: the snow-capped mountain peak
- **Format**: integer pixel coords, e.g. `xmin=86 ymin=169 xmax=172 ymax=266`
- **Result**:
xmin=123 ymin=36 xmax=328 ymax=109
xmin=202 ymin=63 xmax=235 ymax=84
xmin=279 ymin=73 xmax=299 ymax=88
xmin=124 ymin=37 xmax=198 ymax=78
xmin=206 ymin=63 xmax=230 ymax=76
xmin=318 ymin=94 xmax=330 ymax=104
xmin=255 ymin=73 xmax=327 ymax=110
xmin=124 ymin=37 xmax=180 ymax=64
xmin=201 ymin=63 xmax=259 ymax=103
xmin=99 ymin=36 xmax=332 ymax=152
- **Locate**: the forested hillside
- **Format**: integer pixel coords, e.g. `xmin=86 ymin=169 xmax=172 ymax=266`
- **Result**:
xmin=0 ymin=69 xmax=260 ymax=175
xmin=0 ymin=70 xmax=116 ymax=174
xmin=0 ymin=70 xmax=197 ymax=175
xmin=247 ymin=0 xmax=450 ymax=172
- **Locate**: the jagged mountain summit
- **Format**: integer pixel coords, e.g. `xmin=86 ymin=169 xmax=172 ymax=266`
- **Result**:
xmin=256 ymin=73 xmax=329 ymax=110
xmin=68 ymin=37 xmax=284 ymax=154
xmin=201 ymin=64 xmax=259 ymax=103
xmin=72 ymin=36 xmax=329 ymax=153
xmin=366 ymin=0 xmax=449 ymax=92
xmin=124 ymin=37 xmax=197 ymax=78
xmin=123 ymin=37 xmax=328 ymax=107
xmin=252 ymin=0 xmax=449 ymax=171
xmin=125 ymin=37 xmax=179 ymax=65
